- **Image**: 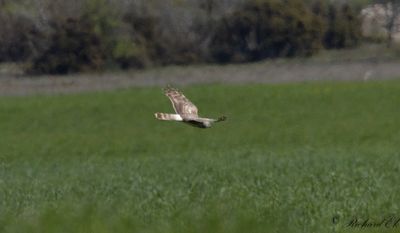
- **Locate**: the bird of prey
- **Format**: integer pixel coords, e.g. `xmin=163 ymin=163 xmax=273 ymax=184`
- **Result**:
xmin=154 ymin=86 xmax=226 ymax=128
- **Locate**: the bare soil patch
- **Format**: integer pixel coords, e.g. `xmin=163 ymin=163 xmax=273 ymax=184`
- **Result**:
xmin=1 ymin=60 xmax=399 ymax=96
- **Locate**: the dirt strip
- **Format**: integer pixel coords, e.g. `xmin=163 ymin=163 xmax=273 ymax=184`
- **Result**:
xmin=0 ymin=60 xmax=399 ymax=96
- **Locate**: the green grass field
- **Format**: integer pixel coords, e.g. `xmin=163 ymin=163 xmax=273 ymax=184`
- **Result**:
xmin=0 ymin=81 xmax=399 ymax=233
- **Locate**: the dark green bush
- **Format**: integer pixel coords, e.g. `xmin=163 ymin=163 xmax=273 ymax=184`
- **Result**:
xmin=112 ymin=37 xmax=149 ymax=69
xmin=0 ymin=12 xmax=43 ymax=62
xmin=209 ymin=0 xmax=323 ymax=63
xmin=2 ymin=0 xmax=363 ymax=75
xmin=29 ymin=0 xmax=120 ymax=74
xmin=312 ymin=1 xmax=361 ymax=49
xmin=29 ymin=17 xmax=108 ymax=74
xmin=120 ymin=12 xmax=162 ymax=67
xmin=122 ymin=9 xmax=203 ymax=66
xmin=29 ymin=1 xmax=158 ymax=74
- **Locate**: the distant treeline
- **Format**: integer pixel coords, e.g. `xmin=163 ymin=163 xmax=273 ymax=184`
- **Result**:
xmin=0 ymin=0 xmax=362 ymax=75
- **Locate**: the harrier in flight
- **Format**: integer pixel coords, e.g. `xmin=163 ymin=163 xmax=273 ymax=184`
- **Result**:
xmin=155 ymin=86 xmax=226 ymax=128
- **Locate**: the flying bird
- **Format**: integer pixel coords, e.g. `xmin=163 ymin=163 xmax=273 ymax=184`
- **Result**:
xmin=155 ymin=86 xmax=226 ymax=128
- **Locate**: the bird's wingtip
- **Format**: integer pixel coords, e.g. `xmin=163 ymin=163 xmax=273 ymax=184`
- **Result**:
xmin=163 ymin=85 xmax=179 ymax=93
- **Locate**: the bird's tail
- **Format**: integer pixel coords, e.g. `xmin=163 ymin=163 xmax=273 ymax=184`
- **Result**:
xmin=154 ymin=113 xmax=183 ymax=121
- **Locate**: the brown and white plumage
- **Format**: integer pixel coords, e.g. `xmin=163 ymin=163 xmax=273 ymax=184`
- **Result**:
xmin=155 ymin=86 xmax=226 ymax=128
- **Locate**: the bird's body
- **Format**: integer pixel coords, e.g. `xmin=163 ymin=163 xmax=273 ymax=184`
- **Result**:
xmin=155 ymin=86 xmax=226 ymax=128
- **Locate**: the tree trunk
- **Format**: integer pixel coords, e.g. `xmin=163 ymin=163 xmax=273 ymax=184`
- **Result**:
xmin=386 ymin=1 xmax=399 ymax=48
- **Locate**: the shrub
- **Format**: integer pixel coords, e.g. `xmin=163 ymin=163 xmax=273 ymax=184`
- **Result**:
xmin=122 ymin=7 xmax=203 ymax=66
xmin=5 ymin=0 xmax=363 ymax=75
xmin=209 ymin=0 xmax=323 ymax=63
xmin=112 ymin=37 xmax=149 ymax=69
xmin=121 ymin=12 xmax=162 ymax=67
xmin=28 ymin=0 xmax=119 ymax=74
xmin=312 ymin=1 xmax=361 ymax=49
xmin=0 ymin=12 xmax=43 ymax=62
xmin=29 ymin=17 xmax=108 ymax=74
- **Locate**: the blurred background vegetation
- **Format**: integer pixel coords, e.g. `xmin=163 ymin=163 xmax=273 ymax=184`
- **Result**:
xmin=0 ymin=0 xmax=397 ymax=75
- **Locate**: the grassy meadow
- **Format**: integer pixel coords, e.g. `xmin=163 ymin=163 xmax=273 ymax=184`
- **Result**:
xmin=0 ymin=81 xmax=400 ymax=233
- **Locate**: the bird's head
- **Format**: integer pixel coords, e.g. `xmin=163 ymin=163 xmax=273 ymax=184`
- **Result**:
xmin=217 ymin=116 xmax=227 ymax=122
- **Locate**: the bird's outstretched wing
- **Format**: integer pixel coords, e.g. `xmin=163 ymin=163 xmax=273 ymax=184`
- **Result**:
xmin=164 ymin=86 xmax=198 ymax=118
